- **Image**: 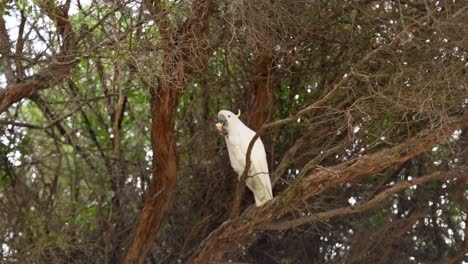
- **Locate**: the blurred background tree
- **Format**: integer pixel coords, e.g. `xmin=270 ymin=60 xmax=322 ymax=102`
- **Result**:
xmin=0 ymin=0 xmax=466 ymax=263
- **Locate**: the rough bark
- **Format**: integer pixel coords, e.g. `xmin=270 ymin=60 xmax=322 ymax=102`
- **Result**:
xmin=248 ymin=54 xmax=272 ymax=131
xmin=124 ymin=0 xmax=214 ymax=262
xmin=188 ymin=113 xmax=468 ymax=263
xmin=124 ymin=84 xmax=179 ymax=263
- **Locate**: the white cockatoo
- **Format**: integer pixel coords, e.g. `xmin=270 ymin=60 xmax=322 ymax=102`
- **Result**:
xmin=216 ymin=110 xmax=273 ymax=206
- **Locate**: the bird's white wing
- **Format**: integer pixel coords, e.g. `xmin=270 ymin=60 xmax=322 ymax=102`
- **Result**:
xmin=250 ymin=138 xmax=273 ymax=198
xmin=239 ymin=127 xmax=273 ymax=199
xmin=225 ymin=133 xmax=245 ymax=177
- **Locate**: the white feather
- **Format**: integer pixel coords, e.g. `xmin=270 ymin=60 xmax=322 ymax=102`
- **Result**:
xmin=217 ymin=110 xmax=273 ymax=206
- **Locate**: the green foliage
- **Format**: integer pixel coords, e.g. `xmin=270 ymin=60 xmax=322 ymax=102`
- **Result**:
xmin=368 ymin=208 xmax=386 ymax=227
xmin=0 ymin=1 xmax=466 ymax=263
xmin=0 ymin=175 xmax=10 ymax=186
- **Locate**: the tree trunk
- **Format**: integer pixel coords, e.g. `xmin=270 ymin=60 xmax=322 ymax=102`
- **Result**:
xmin=229 ymin=54 xmax=273 ymax=218
xmin=248 ymin=54 xmax=272 ymax=131
xmin=124 ymin=83 xmax=179 ymax=263
xmin=124 ymin=0 xmax=213 ymax=262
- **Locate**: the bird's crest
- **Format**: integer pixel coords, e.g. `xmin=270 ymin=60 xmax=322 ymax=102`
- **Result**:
xmin=236 ymin=109 xmax=241 ymax=117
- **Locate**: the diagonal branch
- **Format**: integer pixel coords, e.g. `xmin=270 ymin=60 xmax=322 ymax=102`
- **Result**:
xmin=238 ymin=13 xmax=432 ymax=186
xmin=0 ymin=0 xmax=78 ymax=113
xmin=264 ymin=168 xmax=467 ymax=230
xmin=189 ymin=112 xmax=468 ymax=263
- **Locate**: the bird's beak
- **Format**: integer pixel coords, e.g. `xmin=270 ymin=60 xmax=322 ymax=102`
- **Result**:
xmin=215 ymin=122 xmax=227 ymax=136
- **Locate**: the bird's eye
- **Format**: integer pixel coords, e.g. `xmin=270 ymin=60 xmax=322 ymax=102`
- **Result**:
xmin=228 ymin=115 xmax=231 ymax=117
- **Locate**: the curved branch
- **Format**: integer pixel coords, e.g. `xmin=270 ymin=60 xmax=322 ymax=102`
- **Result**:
xmin=0 ymin=0 xmax=78 ymax=113
xmin=124 ymin=0 xmax=215 ymax=263
xmin=264 ymin=169 xmax=467 ymax=230
xmin=239 ymin=14 xmax=431 ymax=185
xmin=189 ymin=112 xmax=468 ymax=263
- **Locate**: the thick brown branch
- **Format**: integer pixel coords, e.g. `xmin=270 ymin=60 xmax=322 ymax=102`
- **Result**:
xmin=239 ymin=13 xmax=431 ymax=185
xmin=248 ymin=54 xmax=272 ymax=131
xmin=0 ymin=0 xmax=77 ymax=113
xmin=189 ymin=113 xmax=468 ymax=263
xmin=264 ymin=169 xmax=465 ymax=231
xmin=0 ymin=16 xmax=16 ymax=84
xmin=124 ymin=0 xmax=215 ymax=263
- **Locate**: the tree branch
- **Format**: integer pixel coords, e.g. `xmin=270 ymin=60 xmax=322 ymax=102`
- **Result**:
xmin=124 ymin=0 xmax=215 ymax=263
xmin=238 ymin=13 xmax=432 ymax=188
xmin=264 ymin=169 xmax=466 ymax=231
xmin=0 ymin=16 xmax=16 ymax=84
xmin=189 ymin=112 xmax=468 ymax=263
xmin=0 ymin=0 xmax=78 ymax=113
